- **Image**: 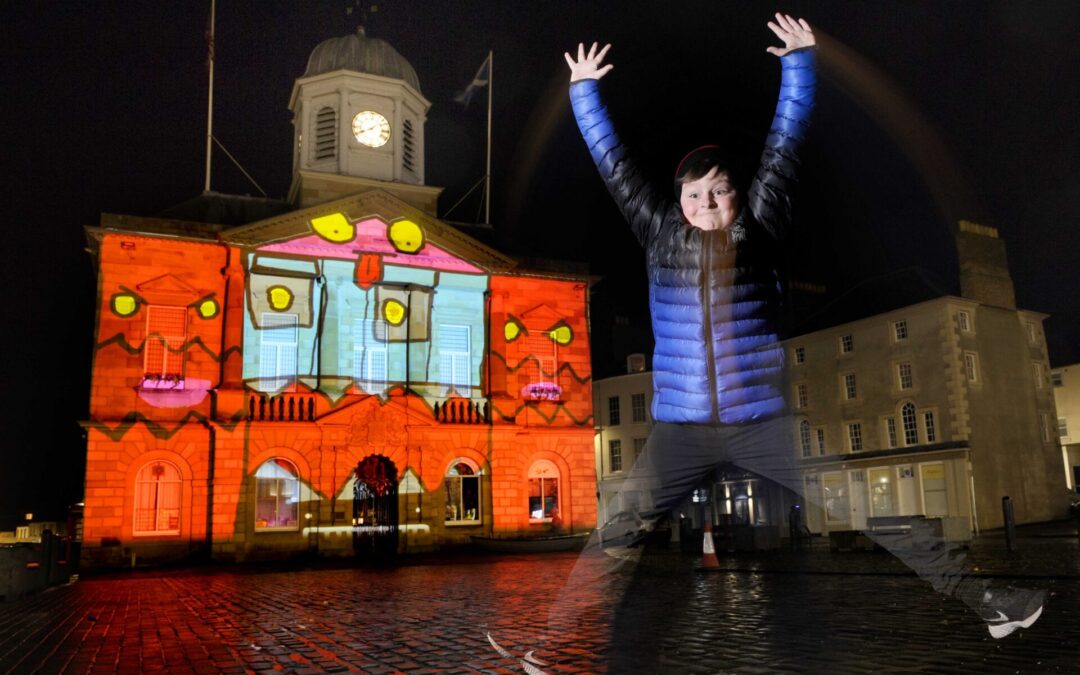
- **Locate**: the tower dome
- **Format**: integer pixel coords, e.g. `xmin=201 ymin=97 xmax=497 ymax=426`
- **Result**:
xmin=303 ymin=27 xmax=421 ymax=93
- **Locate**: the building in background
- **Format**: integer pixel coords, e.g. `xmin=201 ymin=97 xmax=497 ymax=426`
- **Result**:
xmin=1051 ymin=363 xmax=1080 ymax=492
xmin=80 ymin=28 xmax=595 ymax=568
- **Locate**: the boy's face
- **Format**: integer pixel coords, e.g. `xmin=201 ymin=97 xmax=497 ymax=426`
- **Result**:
xmin=679 ymin=167 xmax=739 ymax=231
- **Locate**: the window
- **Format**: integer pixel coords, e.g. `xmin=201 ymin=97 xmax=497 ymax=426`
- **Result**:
xmin=353 ymin=318 xmax=388 ymax=394
xmin=898 ymin=362 xmax=913 ymax=390
xmin=631 ymin=393 xmax=646 ymax=423
xmin=528 ymin=460 xmax=560 ymax=521
xmin=1026 ymin=321 xmax=1038 ymax=345
xmin=144 ymin=306 xmax=187 ymax=379
xmin=1040 ymin=412 xmax=1051 ymax=442
xmin=823 ymin=473 xmax=848 ymax=522
xmin=444 ymin=460 xmax=481 ymax=523
xmin=527 ymin=330 xmax=558 ymax=388
xmin=633 ymin=437 xmax=647 ymax=459
xmin=255 ymin=459 xmax=299 ymax=530
xmin=923 ymin=411 xmax=937 ymax=443
xmin=847 ymin=422 xmax=863 ymax=452
xmin=869 ymin=468 xmax=895 ymax=517
xmin=1033 ymin=363 xmax=1044 ymax=390
xmin=1058 ymin=417 xmax=1069 ymax=438
xmin=958 ymin=310 xmax=971 ymax=332
xmin=608 ymin=396 xmax=621 ymax=426
xmin=314 ymin=106 xmax=337 ymax=160
xmin=920 ymin=463 xmax=948 ymax=517
xmin=439 ymin=324 xmax=471 ymax=394
xmin=1052 ymin=372 xmax=1064 ymax=387
xmin=964 ymin=352 xmax=979 ymax=383
xmin=816 ymin=428 xmax=826 ymax=456
xmin=133 ymin=461 xmax=181 ymax=536
xmin=839 ymin=334 xmax=854 ymax=354
xmin=843 ymin=373 xmax=857 ymax=400
xmin=893 ymin=319 xmax=908 ymax=341
xmin=259 ymin=313 xmax=298 ymax=391
xmin=609 ymin=440 xmax=623 ymax=472
xmin=799 ymin=420 xmax=812 ymax=457
xmin=901 ymin=402 xmax=918 ymax=445
xmin=796 ymin=383 xmax=808 ymax=409
xmin=794 ymin=346 xmax=805 ymax=364
xmin=885 ymin=417 xmax=898 ymax=449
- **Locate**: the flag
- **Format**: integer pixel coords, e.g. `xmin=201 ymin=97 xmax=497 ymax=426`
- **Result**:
xmin=454 ymin=54 xmax=491 ymax=106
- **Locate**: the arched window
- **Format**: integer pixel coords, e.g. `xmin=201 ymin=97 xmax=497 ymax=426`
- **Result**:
xmin=528 ymin=460 xmax=560 ymax=522
xmin=901 ymin=402 xmax=918 ymax=445
xmin=255 ymin=459 xmax=300 ymax=530
xmin=444 ymin=459 xmax=481 ymax=524
xmin=314 ymin=106 xmax=337 ymax=161
xmin=133 ymin=461 xmax=182 ymax=536
xmin=798 ymin=420 xmax=812 ymax=458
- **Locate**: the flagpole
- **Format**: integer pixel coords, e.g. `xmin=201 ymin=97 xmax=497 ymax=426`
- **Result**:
xmin=484 ymin=50 xmax=493 ymax=225
xmin=203 ymin=0 xmax=216 ymax=193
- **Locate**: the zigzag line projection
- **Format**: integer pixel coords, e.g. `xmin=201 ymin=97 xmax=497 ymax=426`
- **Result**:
xmin=87 ymin=411 xmax=211 ymax=442
xmin=95 ymin=333 xmax=241 ymax=363
xmin=490 ymin=401 xmax=593 ymax=426
xmin=488 ymin=352 xmax=592 ymax=383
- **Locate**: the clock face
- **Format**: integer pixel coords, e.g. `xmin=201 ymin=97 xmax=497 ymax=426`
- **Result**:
xmin=352 ymin=111 xmax=391 ymax=148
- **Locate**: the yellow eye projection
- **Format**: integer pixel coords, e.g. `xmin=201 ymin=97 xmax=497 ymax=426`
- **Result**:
xmin=549 ymin=325 xmax=573 ymax=345
xmin=383 ymin=299 xmax=406 ymax=326
xmin=111 ymin=294 xmax=139 ymax=317
xmin=388 ymin=220 xmax=424 ymax=254
xmin=504 ymin=320 xmax=522 ymax=342
xmin=197 ymin=299 xmax=219 ymax=319
xmin=267 ymin=286 xmax=294 ymax=311
xmin=311 ymin=213 xmax=355 ymax=243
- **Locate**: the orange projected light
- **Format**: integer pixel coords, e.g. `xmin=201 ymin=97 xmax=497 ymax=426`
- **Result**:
xmin=311 ymin=213 xmax=355 ymax=243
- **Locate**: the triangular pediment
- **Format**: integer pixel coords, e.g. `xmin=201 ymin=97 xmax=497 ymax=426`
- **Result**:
xmin=222 ymin=190 xmax=516 ymax=274
xmin=135 ymin=274 xmax=203 ymax=301
xmin=316 ymin=393 xmax=435 ymax=428
xmin=520 ymin=304 xmax=562 ymax=324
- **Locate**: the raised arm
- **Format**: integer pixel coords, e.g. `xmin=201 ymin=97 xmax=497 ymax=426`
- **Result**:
xmin=566 ymin=43 xmax=671 ymax=249
xmin=747 ymin=14 xmax=818 ymax=241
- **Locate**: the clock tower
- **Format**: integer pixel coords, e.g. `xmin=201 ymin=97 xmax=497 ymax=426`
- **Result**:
xmin=288 ymin=27 xmax=442 ymax=214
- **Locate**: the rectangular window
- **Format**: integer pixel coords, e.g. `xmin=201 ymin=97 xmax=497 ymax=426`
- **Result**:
xmin=609 ymin=439 xmax=623 ymax=472
xmin=1027 ymin=321 xmax=1038 ymax=345
xmin=958 ymin=310 xmax=971 ymax=332
xmin=869 ymin=467 xmax=895 ymax=517
xmin=794 ymin=346 xmax=806 ymax=364
xmin=964 ymin=352 xmax=979 ymax=383
xmin=893 ymin=319 xmax=908 ymax=341
xmin=923 ymin=411 xmax=937 ymax=443
xmin=1052 ymin=372 xmax=1064 ymax=387
xmin=796 ymin=383 xmax=808 ymax=409
xmin=353 ymin=318 xmax=388 ymax=394
xmin=144 ymin=306 xmax=187 ymax=379
xmin=902 ymin=404 xmax=919 ymax=445
xmin=527 ymin=331 xmax=557 ymax=386
xmin=843 ymin=373 xmax=857 ymax=400
xmin=898 ymin=362 xmax=913 ymax=390
xmin=840 ymin=334 xmax=854 ymax=354
xmin=439 ymin=324 xmax=471 ymax=393
xmin=1033 ymin=363 xmax=1044 ymax=389
xmin=1040 ymin=412 xmax=1051 ymax=442
xmin=633 ymin=437 xmax=647 ymax=458
xmin=1058 ymin=417 xmax=1069 ymax=438
xmin=608 ymin=396 xmax=620 ymax=426
xmin=799 ymin=421 xmax=813 ymax=457
xmin=816 ymin=428 xmax=826 ymax=456
xmin=920 ymin=463 xmax=948 ymax=517
xmin=259 ymin=313 xmax=298 ymax=391
xmin=847 ymin=422 xmax=863 ymax=452
xmin=631 ymin=393 xmax=647 ymax=423
xmin=885 ymin=417 xmax=898 ymax=448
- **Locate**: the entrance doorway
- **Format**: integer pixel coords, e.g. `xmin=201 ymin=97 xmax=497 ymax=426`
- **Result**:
xmin=353 ymin=455 xmax=399 ymax=558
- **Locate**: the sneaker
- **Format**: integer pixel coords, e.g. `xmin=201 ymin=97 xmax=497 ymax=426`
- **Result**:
xmin=979 ymin=587 xmax=1046 ymax=639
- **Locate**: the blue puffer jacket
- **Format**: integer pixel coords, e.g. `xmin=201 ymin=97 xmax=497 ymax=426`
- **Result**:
xmin=571 ymin=49 xmax=816 ymax=425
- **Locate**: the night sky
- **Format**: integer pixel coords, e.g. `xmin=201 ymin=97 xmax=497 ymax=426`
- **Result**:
xmin=2 ymin=1 xmax=1078 ymax=527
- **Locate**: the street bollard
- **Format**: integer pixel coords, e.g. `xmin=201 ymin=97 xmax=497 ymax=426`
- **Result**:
xmin=1002 ymin=496 xmax=1016 ymax=553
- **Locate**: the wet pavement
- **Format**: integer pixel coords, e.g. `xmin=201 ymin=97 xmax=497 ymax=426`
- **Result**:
xmin=1 ymin=522 xmax=1078 ymax=674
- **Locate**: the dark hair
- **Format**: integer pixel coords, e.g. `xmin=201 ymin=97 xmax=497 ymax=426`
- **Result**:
xmin=673 ymin=145 xmax=745 ymax=198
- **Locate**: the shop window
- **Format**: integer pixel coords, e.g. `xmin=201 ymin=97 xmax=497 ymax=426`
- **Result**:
xmin=528 ymin=460 xmax=560 ymax=522
xmin=823 ymin=473 xmax=848 ymax=522
xmin=920 ymin=463 xmax=948 ymax=517
xmin=869 ymin=467 xmax=895 ymax=517
xmin=444 ymin=459 xmax=481 ymax=524
xmin=255 ymin=459 xmax=300 ymax=530
xmin=133 ymin=461 xmax=181 ymax=536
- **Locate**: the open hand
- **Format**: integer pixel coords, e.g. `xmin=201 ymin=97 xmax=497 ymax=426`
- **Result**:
xmin=564 ymin=42 xmax=613 ymax=82
xmin=766 ymin=13 xmax=814 ymax=57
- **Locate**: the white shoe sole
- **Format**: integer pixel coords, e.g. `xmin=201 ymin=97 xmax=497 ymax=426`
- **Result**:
xmin=987 ymin=605 xmax=1043 ymax=639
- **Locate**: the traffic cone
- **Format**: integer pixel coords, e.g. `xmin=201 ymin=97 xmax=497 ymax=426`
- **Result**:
xmin=701 ymin=520 xmax=720 ymax=569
